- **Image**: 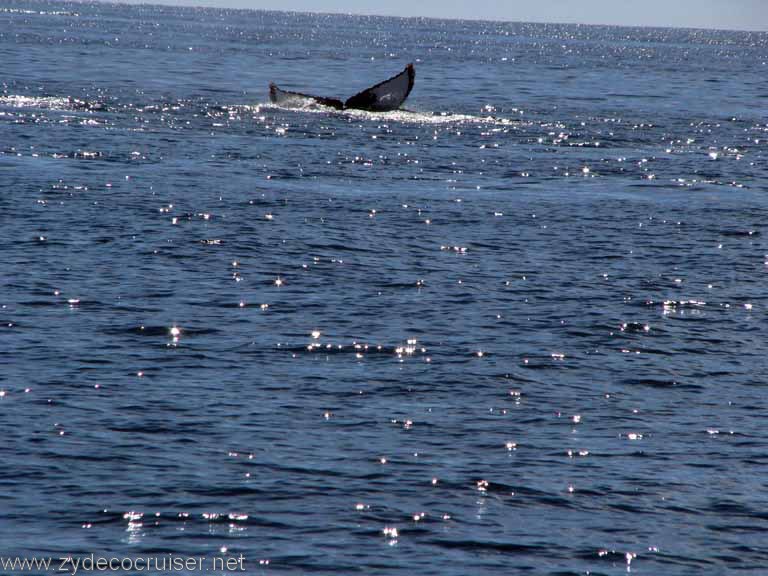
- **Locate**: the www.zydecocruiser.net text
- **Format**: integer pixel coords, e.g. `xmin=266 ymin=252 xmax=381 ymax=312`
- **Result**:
xmin=1 ymin=554 xmax=248 ymax=574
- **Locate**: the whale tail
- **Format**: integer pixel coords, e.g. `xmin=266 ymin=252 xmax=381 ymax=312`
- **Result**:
xmin=269 ymin=82 xmax=344 ymax=110
xmin=269 ymin=64 xmax=415 ymax=112
xmin=344 ymin=63 xmax=415 ymax=112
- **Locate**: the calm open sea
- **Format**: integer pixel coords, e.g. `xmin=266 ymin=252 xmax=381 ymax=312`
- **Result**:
xmin=2 ymin=1 xmax=768 ymax=574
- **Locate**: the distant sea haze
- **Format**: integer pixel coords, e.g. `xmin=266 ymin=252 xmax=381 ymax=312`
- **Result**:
xmin=2 ymin=1 xmax=767 ymax=575
xmin=115 ymin=0 xmax=768 ymax=32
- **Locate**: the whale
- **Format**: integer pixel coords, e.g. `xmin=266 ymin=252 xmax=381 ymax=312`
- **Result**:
xmin=269 ymin=63 xmax=415 ymax=112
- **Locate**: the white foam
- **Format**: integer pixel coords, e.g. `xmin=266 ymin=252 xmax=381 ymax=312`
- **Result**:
xmin=256 ymin=102 xmax=516 ymax=126
xmin=0 ymin=95 xmax=72 ymax=110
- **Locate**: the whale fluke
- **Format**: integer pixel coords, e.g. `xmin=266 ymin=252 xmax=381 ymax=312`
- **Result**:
xmin=269 ymin=64 xmax=415 ymax=112
xmin=344 ymin=63 xmax=415 ymax=112
xmin=268 ymin=83 xmax=344 ymax=110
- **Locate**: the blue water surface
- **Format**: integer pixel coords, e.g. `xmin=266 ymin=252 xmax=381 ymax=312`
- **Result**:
xmin=2 ymin=2 xmax=768 ymax=574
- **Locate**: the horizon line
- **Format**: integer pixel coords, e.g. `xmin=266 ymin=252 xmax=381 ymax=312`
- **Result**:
xmin=91 ymin=0 xmax=768 ymax=34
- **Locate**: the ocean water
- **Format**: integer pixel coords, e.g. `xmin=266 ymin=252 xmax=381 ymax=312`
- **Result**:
xmin=2 ymin=1 xmax=768 ymax=574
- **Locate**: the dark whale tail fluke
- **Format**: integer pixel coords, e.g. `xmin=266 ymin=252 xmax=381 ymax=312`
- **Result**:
xmin=269 ymin=64 xmax=415 ymax=112
xmin=344 ymin=63 xmax=415 ymax=112
xmin=268 ymin=83 xmax=344 ymax=110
